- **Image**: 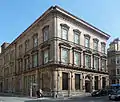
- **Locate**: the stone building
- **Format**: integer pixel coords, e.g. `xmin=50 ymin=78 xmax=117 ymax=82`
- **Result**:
xmin=0 ymin=6 xmax=110 ymax=96
xmin=108 ymin=38 xmax=120 ymax=85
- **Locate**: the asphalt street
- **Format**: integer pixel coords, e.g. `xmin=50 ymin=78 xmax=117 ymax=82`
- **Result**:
xmin=0 ymin=95 xmax=119 ymax=102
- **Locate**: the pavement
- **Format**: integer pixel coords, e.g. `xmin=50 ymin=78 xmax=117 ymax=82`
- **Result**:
xmin=1 ymin=92 xmax=117 ymax=102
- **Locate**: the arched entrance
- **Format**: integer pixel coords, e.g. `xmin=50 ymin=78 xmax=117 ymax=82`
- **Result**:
xmin=85 ymin=75 xmax=91 ymax=92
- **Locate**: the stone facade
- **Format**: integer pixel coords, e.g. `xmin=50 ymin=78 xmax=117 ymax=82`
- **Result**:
xmin=108 ymin=38 xmax=120 ymax=85
xmin=0 ymin=6 xmax=110 ymax=97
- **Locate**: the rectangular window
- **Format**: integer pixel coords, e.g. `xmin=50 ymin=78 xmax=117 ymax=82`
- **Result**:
xmin=74 ymin=32 xmax=80 ymax=44
xmin=24 ymin=57 xmax=30 ymax=71
xmin=25 ymin=40 xmax=29 ymax=52
xmin=32 ymin=54 xmax=38 ymax=67
xmin=62 ymin=72 xmax=68 ymax=90
xmin=75 ymin=74 xmax=80 ymax=90
xmin=43 ymin=49 xmax=49 ymax=64
xmin=93 ymin=41 xmax=98 ymax=51
xmin=85 ymin=54 xmax=91 ymax=68
xmin=74 ymin=52 xmax=80 ymax=66
xmin=33 ymin=34 xmax=38 ymax=47
xmin=101 ymin=59 xmax=106 ymax=71
xmin=101 ymin=44 xmax=105 ymax=53
xmin=94 ymin=57 xmax=99 ymax=70
xmin=62 ymin=28 xmax=68 ymax=40
xmin=85 ymin=37 xmax=90 ymax=48
xmin=18 ymin=60 xmax=23 ymax=72
xmin=43 ymin=26 xmax=49 ymax=41
xmin=61 ymin=48 xmax=69 ymax=64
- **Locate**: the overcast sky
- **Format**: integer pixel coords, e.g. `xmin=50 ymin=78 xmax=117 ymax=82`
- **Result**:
xmin=0 ymin=0 xmax=120 ymax=46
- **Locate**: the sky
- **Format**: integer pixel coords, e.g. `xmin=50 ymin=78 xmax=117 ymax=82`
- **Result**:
xmin=0 ymin=0 xmax=120 ymax=47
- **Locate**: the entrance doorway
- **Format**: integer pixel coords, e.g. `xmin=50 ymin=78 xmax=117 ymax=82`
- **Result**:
xmin=85 ymin=80 xmax=90 ymax=92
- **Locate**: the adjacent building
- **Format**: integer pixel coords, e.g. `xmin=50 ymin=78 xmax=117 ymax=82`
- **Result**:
xmin=108 ymin=38 xmax=120 ymax=85
xmin=0 ymin=6 xmax=110 ymax=97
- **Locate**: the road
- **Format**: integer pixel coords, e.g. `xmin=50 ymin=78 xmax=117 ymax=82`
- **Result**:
xmin=0 ymin=95 xmax=118 ymax=102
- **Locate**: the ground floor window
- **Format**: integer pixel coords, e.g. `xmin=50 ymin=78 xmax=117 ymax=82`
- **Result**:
xmin=75 ymin=74 xmax=80 ymax=90
xmin=62 ymin=72 xmax=68 ymax=90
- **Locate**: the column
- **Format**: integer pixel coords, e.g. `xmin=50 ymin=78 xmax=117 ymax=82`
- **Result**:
xmin=68 ymin=72 xmax=71 ymax=96
xmin=39 ymin=72 xmax=42 ymax=89
xmin=92 ymin=76 xmax=95 ymax=92
xmin=53 ymin=71 xmax=57 ymax=98
xmin=82 ymin=73 xmax=85 ymax=92
xmin=36 ymin=70 xmax=39 ymax=90
xmin=106 ymin=76 xmax=109 ymax=87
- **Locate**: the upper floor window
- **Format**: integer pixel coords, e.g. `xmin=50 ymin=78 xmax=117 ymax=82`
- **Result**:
xmin=43 ymin=26 xmax=49 ymax=41
xmin=25 ymin=39 xmax=29 ymax=52
xmin=85 ymin=54 xmax=91 ymax=68
xmin=73 ymin=29 xmax=80 ymax=44
xmin=18 ymin=59 xmax=23 ymax=72
xmin=74 ymin=51 xmax=81 ymax=66
xmin=101 ymin=59 xmax=106 ymax=71
xmin=60 ymin=23 xmax=69 ymax=40
xmin=93 ymin=56 xmax=99 ymax=70
xmin=19 ymin=44 xmax=22 ymax=56
xmin=93 ymin=38 xmax=99 ymax=51
xmin=43 ymin=49 xmax=49 ymax=64
xmin=84 ymin=34 xmax=90 ymax=48
xmin=33 ymin=34 xmax=38 ymax=47
xmin=32 ymin=53 xmax=38 ymax=67
xmin=101 ymin=42 xmax=106 ymax=53
xmin=61 ymin=48 xmax=69 ymax=64
xmin=24 ymin=57 xmax=30 ymax=71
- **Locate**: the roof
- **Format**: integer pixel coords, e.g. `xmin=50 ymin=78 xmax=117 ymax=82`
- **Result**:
xmin=1 ymin=5 xmax=111 ymax=52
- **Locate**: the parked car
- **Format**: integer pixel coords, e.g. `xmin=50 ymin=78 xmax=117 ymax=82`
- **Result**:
xmin=109 ymin=90 xmax=120 ymax=100
xmin=91 ymin=89 xmax=108 ymax=97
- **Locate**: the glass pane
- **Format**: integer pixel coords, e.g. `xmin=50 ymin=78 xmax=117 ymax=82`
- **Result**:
xmin=33 ymin=54 xmax=37 ymax=67
xmin=44 ymin=29 xmax=48 ymax=41
xmin=62 ymin=28 xmax=68 ymax=40
xmin=74 ymin=32 xmax=79 ymax=44
xmin=94 ymin=42 xmax=98 ymax=50
xmin=85 ymin=55 xmax=91 ymax=68
xmin=85 ymin=38 xmax=89 ymax=48
xmin=44 ymin=50 xmax=48 ymax=63
xmin=74 ymin=52 xmax=80 ymax=65
xmin=61 ymin=48 xmax=68 ymax=63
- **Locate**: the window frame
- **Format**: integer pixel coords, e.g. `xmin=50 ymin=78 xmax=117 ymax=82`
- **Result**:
xmin=33 ymin=34 xmax=38 ymax=48
xmin=74 ymin=31 xmax=80 ymax=44
xmin=43 ymin=26 xmax=49 ymax=42
xmin=61 ymin=47 xmax=69 ymax=64
xmin=85 ymin=54 xmax=91 ymax=68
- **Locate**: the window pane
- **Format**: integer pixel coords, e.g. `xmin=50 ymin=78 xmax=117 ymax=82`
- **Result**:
xmin=94 ymin=41 xmax=98 ymax=50
xmin=44 ymin=50 xmax=48 ymax=63
xmin=101 ymin=59 xmax=106 ymax=71
xmin=85 ymin=55 xmax=91 ymax=68
xmin=74 ymin=52 xmax=80 ymax=65
xmin=74 ymin=32 xmax=80 ymax=44
xmin=33 ymin=36 xmax=38 ymax=47
xmin=85 ymin=38 xmax=90 ymax=48
xmin=61 ymin=48 xmax=68 ymax=63
xmin=43 ymin=27 xmax=49 ymax=41
xmin=101 ymin=44 xmax=105 ymax=53
xmin=94 ymin=57 xmax=99 ymax=70
xmin=33 ymin=54 xmax=38 ymax=67
xmin=62 ymin=28 xmax=68 ymax=40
